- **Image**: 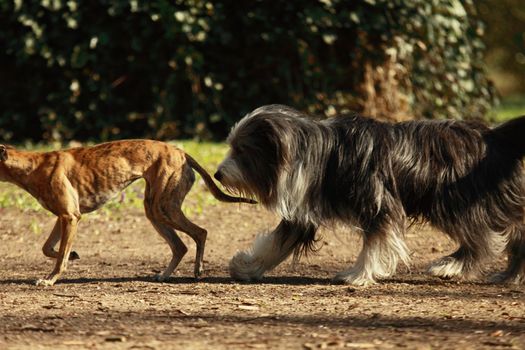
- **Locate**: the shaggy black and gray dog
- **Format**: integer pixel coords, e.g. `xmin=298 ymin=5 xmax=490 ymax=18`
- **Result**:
xmin=214 ymin=104 xmax=525 ymax=285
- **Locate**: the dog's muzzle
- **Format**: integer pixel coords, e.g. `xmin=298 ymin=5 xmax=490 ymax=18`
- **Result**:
xmin=214 ymin=171 xmax=223 ymax=182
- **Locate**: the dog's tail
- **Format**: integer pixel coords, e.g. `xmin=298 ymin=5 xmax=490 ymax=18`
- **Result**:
xmin=489 ymin=115 xmax=525 ymax=158
xmin=185 ymin=154 xmax=257 ymax=204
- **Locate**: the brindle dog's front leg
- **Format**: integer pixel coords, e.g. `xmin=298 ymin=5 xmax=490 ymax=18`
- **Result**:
xmin=42 ymin=218 xmax=80 ymax=261
xmin=36 ymin=213 xmax=80 ymax=286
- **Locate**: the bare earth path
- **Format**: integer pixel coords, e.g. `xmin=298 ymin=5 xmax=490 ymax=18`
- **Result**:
xmin=1 ymin=199 xmax=524 ymax=349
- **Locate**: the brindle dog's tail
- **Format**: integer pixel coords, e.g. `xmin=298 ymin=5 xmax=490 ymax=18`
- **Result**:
xmin=185 ymin=154 xmax=257 ymax=204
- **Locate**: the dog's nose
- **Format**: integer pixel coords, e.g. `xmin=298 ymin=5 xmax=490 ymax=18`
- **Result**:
xmin=214 ymin=171 xmax=222 ymax=181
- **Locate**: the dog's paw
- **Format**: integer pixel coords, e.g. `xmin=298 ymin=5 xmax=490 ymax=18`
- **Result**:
xmin=35 ymin=278 xmax=55 ymax=286
xmin=194 ymin=266 xmax=204 ymax=280
xmin=229 ymin=251 xmax=265 ymax=281
xmin=428 ymin=256 xmax=464 ymax=279
xmin=489 ymin=272 xmax=524 ymax=285
xmin=489 ymin=272 xmax=508 ymax=284
xmin=332 ymin=270 xmax=376 ymax=286
xmin=69 ymin=251 xmax=80 ymax=261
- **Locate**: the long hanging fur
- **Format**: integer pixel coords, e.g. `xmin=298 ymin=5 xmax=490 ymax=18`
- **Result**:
xmin=216 ymin=104 xmax=525 ymax=285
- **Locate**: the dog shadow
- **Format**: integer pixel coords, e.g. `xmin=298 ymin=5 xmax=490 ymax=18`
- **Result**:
xmin=0 ymin=275 xmax=329 ymax=286
xmin=0 ymin=273 xmax=509 ymax=290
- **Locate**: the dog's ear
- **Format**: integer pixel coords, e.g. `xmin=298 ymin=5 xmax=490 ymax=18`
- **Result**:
xmin=0 ymin=145 xmax=8 ymax=161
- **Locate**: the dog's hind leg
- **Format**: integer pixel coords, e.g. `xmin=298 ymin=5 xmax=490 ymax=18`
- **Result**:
xmin=144 ymin=182 xmax=191 ymax=281
xmin=145 ymin=163 xmax=207 ymax=279
xmin=333 ymin=220 xmax=410 ymax=286
xmin=42 ymin=219 xmax=80 ymax=261
xmin=164 ymin=209 xmax=207 ymax=279
xmin=428 ymin=247 xmax=479 ymax=280
xmin=491 ymin=225 xmax=525 ymax=284
xmin=229 ymin=220 xmax=318 ymax=281
xmin=149 ymin=221 xmax=188 ymax=282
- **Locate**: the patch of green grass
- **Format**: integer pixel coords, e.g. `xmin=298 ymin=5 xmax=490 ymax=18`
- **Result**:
xmin=492 ymin=96 xmax=525 ymax=123
xmin=0 ymin=140 xmax=230 ymax=218
xmin=174 ymin=140 xmax=229 ymax=171
xmin=173 ymin=140 xmax=231 ymax=218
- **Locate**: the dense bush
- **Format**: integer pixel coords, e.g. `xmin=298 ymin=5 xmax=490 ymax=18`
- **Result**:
xmin=0 ymin=0 xmax=495 ymax=142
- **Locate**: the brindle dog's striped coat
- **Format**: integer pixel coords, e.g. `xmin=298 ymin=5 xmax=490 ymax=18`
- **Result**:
xmin=0 ymin=140 xmax=254 ymax=286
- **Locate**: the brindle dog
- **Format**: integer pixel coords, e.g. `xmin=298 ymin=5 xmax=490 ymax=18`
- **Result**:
xmin=0 ymin=140 xmax=254 ymax=286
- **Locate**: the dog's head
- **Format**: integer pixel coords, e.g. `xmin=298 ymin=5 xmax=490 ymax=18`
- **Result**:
xmin=0 ymin=145 xmax=8 ymax=162
xmin=215 ymin=105 xmax=307 ymax=206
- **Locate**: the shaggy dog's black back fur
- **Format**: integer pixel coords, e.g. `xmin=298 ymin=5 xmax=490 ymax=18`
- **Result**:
xmin=323 ymin=116 xmax=524 ymax=227
xmin=328 ymin=116 xmax=524 ymax=267
xmin=219 ymin=105 xmax=525 ymax=284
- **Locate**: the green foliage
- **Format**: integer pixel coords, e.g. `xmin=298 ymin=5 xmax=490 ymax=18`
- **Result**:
xmin=0 ymin=0 xmax=495 ymax=142
xmin=389 ymin=0 xmax=497 ymax=119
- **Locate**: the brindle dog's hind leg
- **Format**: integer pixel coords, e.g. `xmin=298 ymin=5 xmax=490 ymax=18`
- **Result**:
xmin=166 ymin=209 xmax=207 ymax=279
xmin=144 ymin=161 xmax=207 ymax=280
xmin=144 ymin=181 xmax=187 ymax=282
xmin=148 ymin=219 xmax=188 ymax=282
xmin=42 ymin=218 xmax=80 ymax=261
xmin=143 ymin=167 xmax=198 ymax=281
xmin=162 ymin=165 xmax=207 ymax=278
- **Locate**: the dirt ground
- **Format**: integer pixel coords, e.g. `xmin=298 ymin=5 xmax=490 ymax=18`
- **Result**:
xmin=1 ymin=196 xmax=524 ymax=349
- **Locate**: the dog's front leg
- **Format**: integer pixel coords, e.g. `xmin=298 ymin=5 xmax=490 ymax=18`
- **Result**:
xmin=36 ymin=213 xmax=80 ymax=286
xmin=42 ymin=218 xmax=80 ymax=261
xmin=229 ymin=220 xmax=314 ymax=281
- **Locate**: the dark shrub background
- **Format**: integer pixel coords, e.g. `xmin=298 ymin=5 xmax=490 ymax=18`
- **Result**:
xmin=0 ymin=0 xmax=495 ymax=142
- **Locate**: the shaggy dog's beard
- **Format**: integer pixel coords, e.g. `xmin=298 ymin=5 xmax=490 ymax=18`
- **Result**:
xmin=215 ymin=104 xmax=525 ymax=286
